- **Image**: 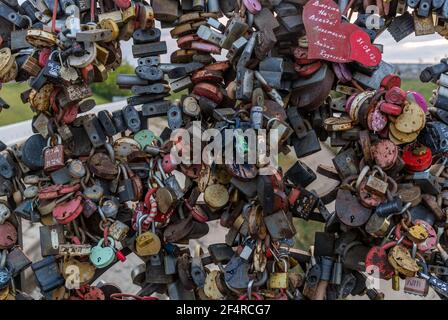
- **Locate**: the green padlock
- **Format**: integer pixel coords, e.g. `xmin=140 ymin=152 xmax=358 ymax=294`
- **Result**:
xmin=134 ymin=129 xmax=163 ymax=149
xmin=89 ymin=237 xmax=116 ymax=269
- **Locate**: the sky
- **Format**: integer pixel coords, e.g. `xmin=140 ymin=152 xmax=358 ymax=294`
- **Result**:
xmin=377 ymin=31 xmax=448 ymax=63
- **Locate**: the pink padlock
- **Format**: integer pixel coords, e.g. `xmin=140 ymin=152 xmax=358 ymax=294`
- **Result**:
xmin=408 ymin=91 xmax=428 ymax=113
xmin=161 ymin=153 xmax=177 ymax=174
xmin=368 ymin=107 xmax=388 ymax=132
xmin=378 ymin=101 xmax=402 ymax=116
xmin=243 ymin=0 xmax=262 ymax=14
xmin=113 ymin=0 xmax=130 ymax=9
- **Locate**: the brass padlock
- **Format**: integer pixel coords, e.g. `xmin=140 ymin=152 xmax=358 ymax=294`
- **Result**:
xmin=388 ymin=245 xmax=420 ymax=277
xmin=413 ymin=11 xmax=435 ymax=36
xmin=135 ymin=218 xmax=161 ymax=257
xmin=407 ymin=224 xmax=429 ymax=243
xmin=365 ymin=171 xmax=389 ymax=196
xmin=268 ymin=259 xmax=288 ymax=289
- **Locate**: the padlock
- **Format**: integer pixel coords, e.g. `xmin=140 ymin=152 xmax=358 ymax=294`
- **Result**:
xmin=31 ymin=256 xmax=65 ymax=293
xmin=90 ymin=237 xmax=116 ymax=269
xmin=117 ymin=164 xmax=136 ymax=203
xmin=267 ymin=259 xmax=289 ymax=290
xmin=135 ymin=218 xmax=161 ymax=257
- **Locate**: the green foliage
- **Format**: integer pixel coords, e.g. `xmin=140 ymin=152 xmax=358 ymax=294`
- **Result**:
xmin=90 ymin=63 xmax=134 ymax=100
xmin=0 ymin=82 xmax=110 ymax=126
xmin=400 ymin=79 xmax=437 ymax=101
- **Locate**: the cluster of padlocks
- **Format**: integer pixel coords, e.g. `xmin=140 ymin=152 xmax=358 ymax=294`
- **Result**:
xmin=0 ymin=0 xmax=448 ymax=300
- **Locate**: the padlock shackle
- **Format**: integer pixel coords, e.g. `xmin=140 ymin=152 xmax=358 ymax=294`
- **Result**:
xmin=0 ymin=249 xmax=6 ymax=268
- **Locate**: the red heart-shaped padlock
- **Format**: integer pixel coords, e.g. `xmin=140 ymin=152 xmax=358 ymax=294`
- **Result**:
xmin=303 ymin=0 xmax=381 ymax=67
xmin=348 ymin=30 xmax=382 ymax=67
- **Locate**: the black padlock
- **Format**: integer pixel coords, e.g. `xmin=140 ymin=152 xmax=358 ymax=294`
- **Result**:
xmin=6 ymin=246 xmax=32 ymax=277
xmin=14 ymin=199 xmax=39 ymax=222
xmin=418 ymin=121 xmax=448 ymax=155
xmin=127 ymin=93 xmax=170 ymax=106
xmin=68 ymin=125 xmax=92 ymax=157
xmin=19 ymin=1 xmax=37 ymax=23
xmin=50 ymin=166 xmax=72 ymax=185
xmin=21 ymin=134 xmax=46 ymax=171
xmin=332 ymin=148 xmax=360 ymax=179
xmin=82 ymin=114 xmax=107 ymax=148
xmin=133 ymin=28 xmax=162 ymax=44
xmin=42 ymin=52 xmax=62 ymax=82
xmin=421 ymin=60 xmax=448 ymax=83
xmin=291 ymin=131 xmax=322 ymax=158
xmin=98 ymin=110 xmax=118 ymax=137
xmin=122 ymin=105 xmax=141 ymax=133
xmin=387 ymin=12 xmax=414 ymax=42
xmin=31 ymin=256 xmax=65 ymax=293
xmin=0 ymin=153 xmax=16 ymax=179
xmin=118 ymin=166 xmax=136 ymax=203
xmin=112 ymin=110 xmax=127 ymax=134
xmin=290 ymin=187 xmax=319 ymax=220
xmin=285 ymin=160 xmax=317 ymax=188
xmin=141 ymin=100 xmax=171 ymax=118
xmin=135 ymin=65 xmax=164 ymax=81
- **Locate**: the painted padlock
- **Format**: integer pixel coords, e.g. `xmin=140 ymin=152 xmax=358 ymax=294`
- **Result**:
xmin=371 ymin=140 xmax=399 ymax=170
xmin=90 ymin=237 xmax=116 ymax=269
xmin=53 ymin=195 xmax=83 ymax=224
xmin=402 ymin=143 xmax=432 ymax=172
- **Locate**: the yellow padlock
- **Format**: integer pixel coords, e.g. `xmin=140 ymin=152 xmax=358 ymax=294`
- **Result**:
xmin=407 ymin=224 xmax=429 ymax=243
xmin=135 ymin=218 xmax=161 ymax=257
xmin=98 ymin=19 xmax=120 ymax=42
xmin=388 ymin=245 xmax=420 ymax=277
xmin=0 ymin=286 xmax=9 ymax=300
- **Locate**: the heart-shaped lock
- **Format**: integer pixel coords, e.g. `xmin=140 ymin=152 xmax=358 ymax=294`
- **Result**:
xmin=303 ymin=0 xmax=381 ymax=67
xmin=134 ymin=129 xmax=158 ymax=149
xmin=90 ymin=237 xmax=116 ymax=269
xmin=348 ymin=30 xmax=382 ymax=67
xmin=53 ymin=195 xmax=83 ymax=224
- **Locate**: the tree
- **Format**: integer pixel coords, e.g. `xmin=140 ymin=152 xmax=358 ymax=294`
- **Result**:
xmin=90 ymin=62 xmax=134 ymax=100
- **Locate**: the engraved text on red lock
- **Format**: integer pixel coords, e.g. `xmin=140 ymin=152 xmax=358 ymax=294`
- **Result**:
xmin=44 ymin=144 xmax=65 ymax=172
xmin=303 ymin=0 xmax=381 ymax=67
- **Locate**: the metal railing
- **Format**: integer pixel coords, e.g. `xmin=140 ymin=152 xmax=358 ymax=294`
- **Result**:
xmin=0 ymin=100 xmax=127 ymax=145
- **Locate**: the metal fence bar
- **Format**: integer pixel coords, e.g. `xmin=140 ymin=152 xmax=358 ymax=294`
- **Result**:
xmin=0 ymin=100 xmax=127 ymax=146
